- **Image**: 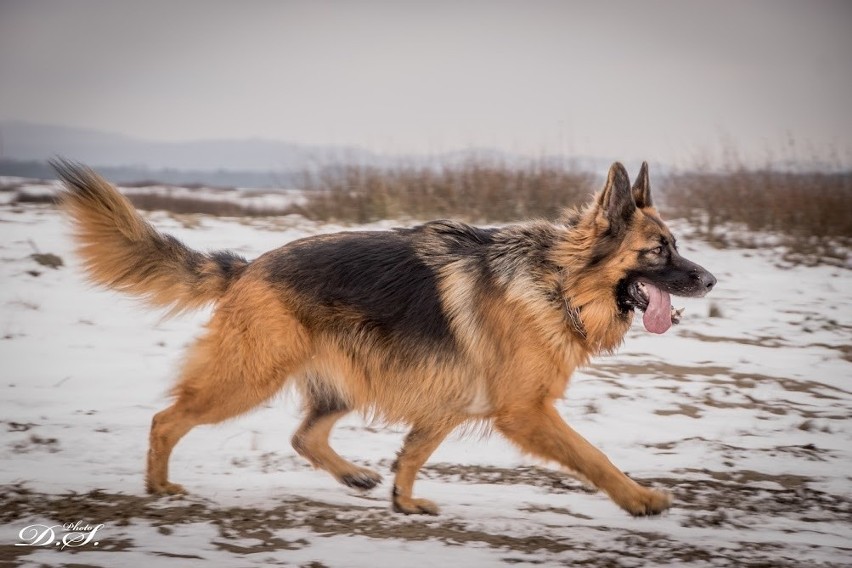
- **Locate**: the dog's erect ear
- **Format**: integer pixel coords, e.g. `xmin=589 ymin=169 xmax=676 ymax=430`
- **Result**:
xmin=597 ymin=162 xmax=636 ymax=234
xmin=632 ymin=161 xmax=652 ymax=209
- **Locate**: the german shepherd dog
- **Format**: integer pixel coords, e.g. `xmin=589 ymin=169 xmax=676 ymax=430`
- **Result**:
xmin=55 ymin=159 xmax=715 ymax=517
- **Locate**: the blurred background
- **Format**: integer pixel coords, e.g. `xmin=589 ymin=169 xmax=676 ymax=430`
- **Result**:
xmin=1 ymin=0 xmax=850 ymax=261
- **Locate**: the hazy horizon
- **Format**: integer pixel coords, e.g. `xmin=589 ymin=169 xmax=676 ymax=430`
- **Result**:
xmin=2 ymin=1 xmax=851 ymax=168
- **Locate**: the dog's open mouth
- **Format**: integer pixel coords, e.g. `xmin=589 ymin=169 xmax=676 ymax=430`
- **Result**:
xmin=623 ymin=280 xmax=683 ymax=334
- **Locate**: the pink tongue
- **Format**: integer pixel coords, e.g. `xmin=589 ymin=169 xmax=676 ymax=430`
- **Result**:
xmin=642 ymin=282 xmax=672 ymax=334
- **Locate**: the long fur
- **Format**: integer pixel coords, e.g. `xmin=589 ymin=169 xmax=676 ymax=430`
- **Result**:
xmin=54 ymin=159 xmax=248 ymax=315
xmin=56 ymin=159 xmax=714 ymax=517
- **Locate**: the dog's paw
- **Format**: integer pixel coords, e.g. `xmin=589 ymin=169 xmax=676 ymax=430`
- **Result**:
xmin=622 ymin=487 xmax=672 ymax=517
xmin=146 ymin=481 xmax=187 ymax=496
xmin=392 ymin=496 xmax=440 ymax=515
xmin=339 ymin=468 xmax=383 ymax=490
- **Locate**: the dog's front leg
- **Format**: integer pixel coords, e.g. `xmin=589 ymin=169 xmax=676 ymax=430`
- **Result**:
xmin=495 ymin=402 xmax=671 ymax=516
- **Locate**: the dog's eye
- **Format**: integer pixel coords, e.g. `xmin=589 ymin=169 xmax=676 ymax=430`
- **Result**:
xmin=649 ymin=246 xmax=663 ymax=255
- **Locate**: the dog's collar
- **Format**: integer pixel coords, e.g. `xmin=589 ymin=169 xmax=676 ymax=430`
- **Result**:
xmin=551 ymin=270 xmax=588 ymax=340
xmin=561 ymin=296 xmax=587 ymax=340
xmin=552 ymin=274 xmax=587 ymax=339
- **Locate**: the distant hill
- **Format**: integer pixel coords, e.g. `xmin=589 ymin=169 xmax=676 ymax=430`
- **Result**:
xmin=0 ymin=120 xmax=613 ymax=187
xmin=0 ymin=159 xmax=301 ymax=188
xmin=0 ymin=120 xmax=382 ymax=172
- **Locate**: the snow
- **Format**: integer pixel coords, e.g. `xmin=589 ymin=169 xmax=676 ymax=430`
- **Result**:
xmin=1 ymin=200 xmax=850 ymax=567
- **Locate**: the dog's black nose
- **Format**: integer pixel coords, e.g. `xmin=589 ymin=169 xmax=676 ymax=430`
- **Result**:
xmin=690 ymin=269 xmax=716 ymax=293
xmin=699 ymin=271 xmax=717 ymax=292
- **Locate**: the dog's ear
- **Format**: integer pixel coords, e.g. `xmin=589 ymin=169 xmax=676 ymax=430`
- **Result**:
xmin=632 ymin=161 xmax=652 ymax=209
xmin=597 ymin=162 xmax=636 ymax=234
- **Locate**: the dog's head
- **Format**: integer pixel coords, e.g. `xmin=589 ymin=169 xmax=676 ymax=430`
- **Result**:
xmin=581 ymin=162 xmax=716 ymax=335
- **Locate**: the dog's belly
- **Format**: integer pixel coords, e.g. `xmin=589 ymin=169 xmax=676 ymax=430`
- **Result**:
xmin=299 ymin=343 xmax=496 ymax=422
xmin=463 ymin=381 xmax=493 ymax=416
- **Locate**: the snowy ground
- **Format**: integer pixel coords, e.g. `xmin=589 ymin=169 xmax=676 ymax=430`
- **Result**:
xmin=1 ymin=199 xmax=850 ymax=567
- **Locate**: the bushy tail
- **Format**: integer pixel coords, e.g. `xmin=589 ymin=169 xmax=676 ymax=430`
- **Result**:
xmin=52 ymin=159 xmax=248 ymax=315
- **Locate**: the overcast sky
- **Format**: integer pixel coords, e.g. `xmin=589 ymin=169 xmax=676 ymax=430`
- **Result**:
xmin=1 ymin=0 xmax=850 ymax=167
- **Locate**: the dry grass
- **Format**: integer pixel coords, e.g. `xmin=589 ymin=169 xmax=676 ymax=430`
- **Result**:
xmin=124 ymin=193 xmax=283 ymax=217
xmin=290 ymin=160 xmax=595 ymax=223
xmin=10 ymin=192 xmax=57 ymax=205
xmin=661 ymin=170 xmax=852 ymax=238
xmin=660 ymin=168 xmax=852 ymax=265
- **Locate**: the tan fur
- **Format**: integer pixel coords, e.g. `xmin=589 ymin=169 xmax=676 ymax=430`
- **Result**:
xmin=58 ymin=161 xmax=247 ymax=316
xmin=57 ymin=160 xmax=693 ymax=518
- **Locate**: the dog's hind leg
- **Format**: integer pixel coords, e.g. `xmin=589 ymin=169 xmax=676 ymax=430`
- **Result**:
xmin=146 ymin=286 xmax=309 ymax=495
xmin=291 ymin=382 xmax=382 ymax=490
xmin=147 ymin=359 xmax=293 ymax=495
xmin=390 ymin=421 xmax=459 ymax=515
xmin=147 ymin=342 xmax=297 ymax=495
xmin=495 ymin=401 xmax=672 ymax=517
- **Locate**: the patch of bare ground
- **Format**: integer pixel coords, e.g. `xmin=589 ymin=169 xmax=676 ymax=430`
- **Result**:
xmin=586 ymin=360 xmax=851 ymax=403
xmin=645 ymin=438 xmax=837 ymax=463
xmin=413 ymin=462 xmax=597 ymax=492
xmin=676 ymin=330 xmax=790 ymax=348
xmin=2 ymin=465 xmax=850 ymax=567
xmin=654 ymin=469 xmax=852 ymax=534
